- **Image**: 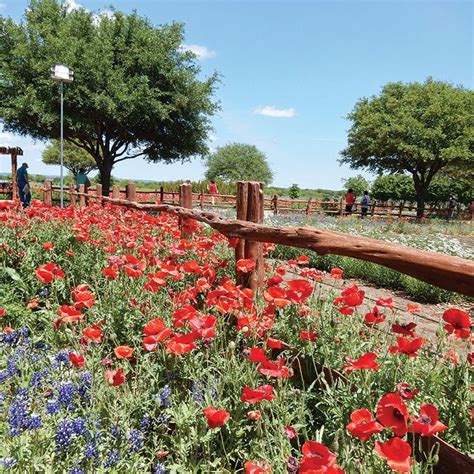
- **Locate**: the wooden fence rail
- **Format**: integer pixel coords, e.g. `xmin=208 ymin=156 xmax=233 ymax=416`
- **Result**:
xmin=68 ymin=185 xmax=474 ymax=298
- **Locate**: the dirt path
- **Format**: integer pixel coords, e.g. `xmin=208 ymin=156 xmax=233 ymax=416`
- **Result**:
xmin=271 ymin=260 xmax=473 ymax=349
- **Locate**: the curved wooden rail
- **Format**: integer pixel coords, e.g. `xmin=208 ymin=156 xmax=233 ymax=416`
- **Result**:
xmin=76 ymin=193 xmax=474 ymax=297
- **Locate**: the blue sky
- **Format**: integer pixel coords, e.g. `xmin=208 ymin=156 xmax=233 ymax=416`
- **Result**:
xmin=0 ymin=0 xmax=472 ymax=189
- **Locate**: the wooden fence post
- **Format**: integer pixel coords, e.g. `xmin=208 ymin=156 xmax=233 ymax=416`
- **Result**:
xmin=126 ymin=183 xmax=136 ymax=202
xmin=112 ymin=185 xmax=120 ymax=200
xmin=200 ymin=190 xmax=205 ymax=209
xmin=306 ymin=197 xmax=312 ymax=215
xmin=79 ymin=184 xmax=86 ymax=207
xmin=69 ymin=183 xmax=76 ymax=207
xmin=339 ymin=198 xmax=344 ymax=216
xmin=399 ymin=201 xmax=405 ymax=218
xmin=43 ymin=180 xmax=52 ymax=206
xmin=179 ymin=183 xmax=193 ymax=239
xmin=159 ymin=186 xmax=164 ymax=203
xmin=272 ymin=194 xmax=279 ymax=215
xmin=11 ymin=153 xmax=18 ymax=200
xmin=371 ymin=200 xmax=376 ymax=216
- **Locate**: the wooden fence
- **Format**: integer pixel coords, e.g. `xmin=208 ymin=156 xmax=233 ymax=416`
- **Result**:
xmin=40 ymin=180 xmax=474 ymax=298
xmin=42 ymin=182 xmax=472 ymax=220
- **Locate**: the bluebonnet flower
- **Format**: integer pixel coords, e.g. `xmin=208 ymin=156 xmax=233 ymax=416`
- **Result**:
xmin=78 ymin=372 xmax=92 ymax=402
xmin=84 ymin=442 xmax=99 ymax=460
xmin=33 ymin=341 xmax=50 ymax=351
xmin=0 ymin=393 xmax=5 ymax=414
xmin=72 ymin=417 xmax=88 ymax=437
xmin=69 ymin=468 xmax=84 ymax=474
xmin=58 ymin=382 xmax=77 ymax=411
xmin=154 ymin=463 xmax=167 ymax=474
xmin=140 ymin=414 xmax=152 ymax=432
xmin=7 ymin=388 xmax=30 ymax=435
xmin=191 ymin=380 xmax=204 ymax=405
xmin=103 ymin=449 xmax=121 ymax=468
xmin=55 ymin=418 xmax=87 ymax=451
xmin=53 ymin=350 xmax=71 ymax=368
xmin=46 ymin=399 xmax=61 ymax=415
xmin=25 ymin=413 xmax=42 ymax=430
xmin=1 ymin=331 xmax=19 ymax=345
xmin=0 ymin=370 xmax=10 ymax=384
xmin=156 ymin=415 xmax=170 ymax=426
xmin=159 ymin=385 xmax=172 ymax=407
xmin=128 ymin=429 xmax=144 ymax=453
xmin=29 ymin=368 xmax=51 ymax=390
xmin=6 ymin=353 xmax=21 ymax=378
xmin=39 ymin=287 xmax=49 ymax=297
xmin=110 ymin=423 xmax=125 ymax=439
xmin=19 ymin=327 xmax=29 ymax=338
xmin=0 ymin=457 xmax=16 ymax=469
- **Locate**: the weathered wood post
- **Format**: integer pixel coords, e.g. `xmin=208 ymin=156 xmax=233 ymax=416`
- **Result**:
xmin=11 ymin=152 xmax=18 ymax=200
xmin=159 ymin=186 xmax=164 ymax=203
xmin=95 ymin=184 xmax=102 ymax=205
xmin=43 ymin=180 xmax=52 ymax=206
xmin=200 ymin=190 xmax=205 ymax=209
xmin=371 ymin=200 xmax=376 ymax=216
xmin=235 ymin=181 xmax=249 ymax=285
xmin=112 ymin=185 xmax=120 ymax=200
xmin=68 ymin=183 xmax=76 ymax=207
xmin=179 ymin=183 xmax=193 ymax=239
xmin=126 ymin=183 xmax=136 ymax=202
xmin=339 ymin=198 xmax=344 ymax=216
xmin=272 ymin=194 xmax=279 ymax=215
xmin=399 ymin=201 xmax=405 ymax=218
xmin=78 ymin=184 xmax=86 ymax=207
xmin=306 ymin=197 xmax=312 ymax=215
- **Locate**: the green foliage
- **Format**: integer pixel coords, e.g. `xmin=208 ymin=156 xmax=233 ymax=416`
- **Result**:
xmin=342 ymin=174 xmax=370 ymax=196
xmin=288 ymin=183 xmax=300 ymax=199
xmin=0 ymin=0 xmax=219 ymax=193
xmin=42 ymin=140 xmax=97 ymax=176
xmin=371 ymin=174 xmax=415 ymax=202
xmin=205 ymin=143 xmax=273 ymax=185
xmin=341 ymin=78 xmax=474 ymax=215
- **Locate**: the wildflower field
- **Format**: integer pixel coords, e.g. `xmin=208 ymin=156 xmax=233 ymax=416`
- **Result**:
xmin=0 ymin=201 xmax=472 ymax=473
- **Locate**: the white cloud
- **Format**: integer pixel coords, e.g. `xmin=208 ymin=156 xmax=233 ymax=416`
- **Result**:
xmin=65 ymin=0 xmax=84 ymax=13
xmin=254 ymin=106 xmax=296 ymax=118
xmin=0 ymin=131 xmax=15 ymax=144
xmin=180 ymin=44 xmax=216 ymax=60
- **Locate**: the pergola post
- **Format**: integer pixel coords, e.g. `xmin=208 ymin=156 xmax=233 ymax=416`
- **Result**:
xmin=11 ymin=152 xmax=18 ymax=200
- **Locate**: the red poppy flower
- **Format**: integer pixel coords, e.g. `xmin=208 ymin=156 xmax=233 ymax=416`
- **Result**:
xmin=375 ymin=437 xmax=413 ymax=473
xmin=247 ymin=347 xmax=268 ymax=364
xmin=300 ymin=330 xmax=318 ymax=342
xmin=296 ymin=255 xmax=310 ymax=265
xmin=263 ymin=286 xmax=289 ymax=308
xmin=123 ymin=254 xmax=146 ymax=278
xmin=338 ymin=306 xmax=354 ymax=316
xmin=266 ymin=275 xmax=284 ymax=287
xmin=467 ymin=352 xmax=474 ymax=366
xmin=203 ymin=407 xmax=230 ymax=428
xmin=376 ymin=297 xmax=394 ymax=309
xmin=287 ymin=279 xmax=314 ymax=303
xmin=406 ymin=303 xmax=420 ymax=314
xmin=102 ymin=267 xmax=118 ymax=280
xmin=182 ymin=260 xmax=201 ymax=274
xmin=244 ymin=460 xmax=271 ymax=474
xmin=389 ymin=337 xmax=425 ymax=357
xmin=42 ymin=241 xmax=54 ymax=251
xmin=266 ymin=337 xmax=289 ymax=350
xmin=105 ymin=368 xmax=126 ymax=386
xmin=443 ymin=349 xmax=459 ymax=365
xmin=330 ymin=268 xmax=343 ymax=279
xmin=343 ymin=352 xmax=380 ymax=373
xmin=364 ymin=306 xmax=385 ymax=325
xmin=395 ymin=383 xmax=419 ymax=400
xmin=258 ymin=358 xmax=290 ymax=378
xmin=391 ymin=322 xmax=417 ymax=337
xmin=189 ymin=314 xmax=217 ymax=339
xmin=35 ymin=263 xmax=65 ymax=284
xmin=143 ymin=318 xmax=166 ymax=336
xmin=69 ymin=353 xmax=85 ymax=367
xmin=411 ymin=404 xmax=448 ymax=437
xmin=236 ymin=259 xmax=256 ymax=273
xmin=376 ymin=393 xmax=408 ymax=436
xmin=247 ymin=410 xmax=261 ymax=421
xmin=240 ymin=385 xmax=275 ymax=404
xmin=82 ymin=326 xmax=103 ymax=343
xmin=0 ymin=309 xmax=6 ymax=317
xmin=442 ymin=308 xmax=471 ymax=339
xmin=57 ymin=305 xmax=83 ymax=324
xmin=114 ymin=345 xmax=134 ymax=359
xmin=346 ymin=409 xmax=383 ymax=441
xmin=300 ymin=441 xmax=336 ymax=470
xmin=166 ymin=333 xmax=196 ymax=355
xmin=284 ymin=425 xmax=297 ymax=439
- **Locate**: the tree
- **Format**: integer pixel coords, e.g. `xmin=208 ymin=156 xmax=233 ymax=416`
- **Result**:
xmin=204 ymin=143 xmax=273 ymax=185
xmin=42 ymin=140 xmax=97 ymax=177
xmin=0 ymin=1 xmax=219 ymax=195
xmin=371 ymin=175 xmax=415 ymax=202
xmin=288 ymin=183 xmax=300 ymax=199
xmin=342 ymin=174 xmax=370 ymax=196
xmin=340 ymin=79 xmax=473 ymax=216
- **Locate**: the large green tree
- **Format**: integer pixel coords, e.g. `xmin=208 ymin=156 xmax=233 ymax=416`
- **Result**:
xmin=42 ymin=139 xmax=97 ymax=176
xmin=342 ymin=174 xmax=370 ymax=196
xmin=205 ymin=143 xmax=274 ymax=185
xmin=0 ymin=0 xmax=219 ymax=195
xmin=340 ymin=79 xmax=474 ymax=216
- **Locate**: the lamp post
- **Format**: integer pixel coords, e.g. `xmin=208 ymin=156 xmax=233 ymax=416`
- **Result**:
xmin=50 ymin=64 xmax=74 ymax=207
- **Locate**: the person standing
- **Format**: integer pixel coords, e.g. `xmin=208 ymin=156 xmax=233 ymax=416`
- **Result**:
xmin=75 ymin=168 xmax=91 ymax=191
xmin=16 ymin=162 xmax=31 ymax=208
xmin=447 ymin=197 xmax=457 ymax=221
xmin=208 ymin=180 xmax=218 ymax=206
xmin=345 ymin=188 xmax=356 ymax=215
xmin=360 ymin=190 xmax=371 ymax=218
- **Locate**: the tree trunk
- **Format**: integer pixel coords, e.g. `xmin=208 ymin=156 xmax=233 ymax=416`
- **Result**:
xmin=98 ymin=159 xmax=113 ymax=197
xmin=414 ymin=188 xmax=427 ymax=218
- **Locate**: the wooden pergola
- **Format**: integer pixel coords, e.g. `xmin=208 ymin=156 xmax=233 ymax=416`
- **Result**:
xmin=0 ymin=146 xmax=23 ymax=200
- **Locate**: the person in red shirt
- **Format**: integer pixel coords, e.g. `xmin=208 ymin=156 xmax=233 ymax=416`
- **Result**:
xmin=208 ymin=180 xmax=218 ymax=205
xmin=345 ymin=188 xmax=356 ymax=215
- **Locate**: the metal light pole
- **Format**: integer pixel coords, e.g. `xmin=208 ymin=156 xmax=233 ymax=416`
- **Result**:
xmin=51 ymin=65 xmax=74 ymax=207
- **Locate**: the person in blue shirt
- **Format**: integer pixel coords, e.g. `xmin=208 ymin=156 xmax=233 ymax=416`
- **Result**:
xmin=16 ymin=162 xmax=31 ymax=207
xmin=75 ymin=168 xmax=91 ymax=191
